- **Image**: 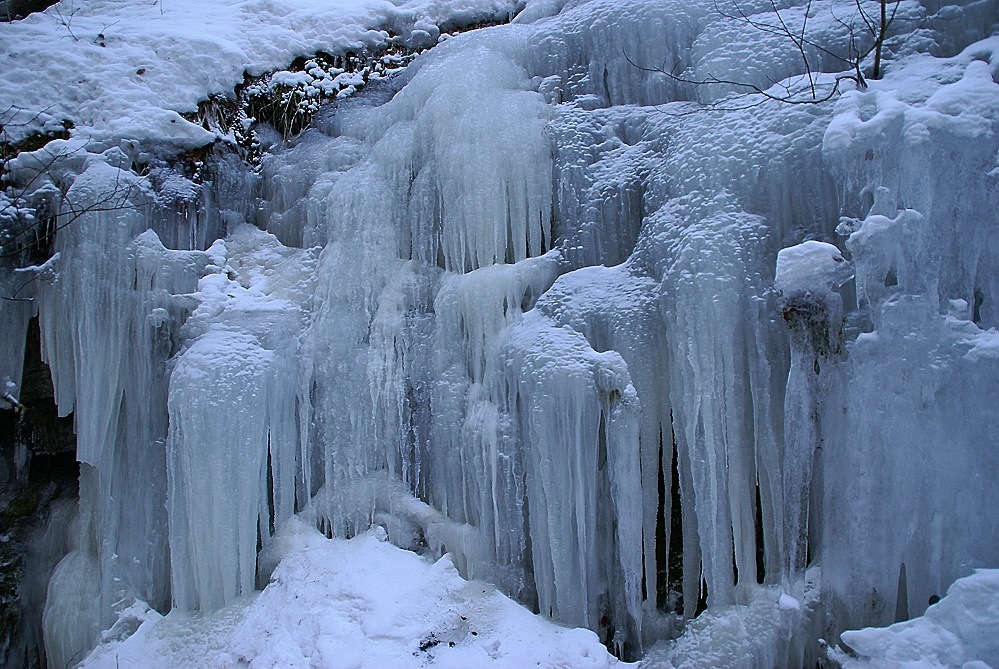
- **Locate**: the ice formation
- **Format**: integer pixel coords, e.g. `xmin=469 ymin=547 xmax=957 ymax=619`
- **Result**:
xmin=1 ymin=0 xmax=998 ymax=667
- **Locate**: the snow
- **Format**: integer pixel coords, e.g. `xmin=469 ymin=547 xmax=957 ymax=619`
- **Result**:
xmin=0 ymin=0 xmax=521 ymax=152
xmin=642 ymin=585 xmax=808 ymax=669
xmin=78 ymin=518 xmax=627 ymax=669
xmin=831 ymin=569 xmax=999 ymax=669
xmin=775 ymin=241 xmax=851 ymax=298
xmin=778 ymin=594 xmax=801 ymax=612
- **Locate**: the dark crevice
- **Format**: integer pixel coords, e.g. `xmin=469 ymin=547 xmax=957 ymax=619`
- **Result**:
xmin=755 ymin=482 xmax=766 ymax=584
xmin=662 ymin=434 xmax=684 ymax=614
xmin=695 ymin=575 xmax=708 ymax=617
xmin=883 ymin=267 xmax=898 ymax=287
xmin=0 ymin=317 xmax=79 ymax=669
xmin=0 ymin=0 xmax=58 ymax=21
xmin=973 ymin=287 xmax=984 ymax=325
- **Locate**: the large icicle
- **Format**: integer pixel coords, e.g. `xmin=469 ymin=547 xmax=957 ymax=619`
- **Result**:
xmin=427 ymin=253 xmax=561 ymax=592
xmin=505 ymin=309 xmax=644 ymax=658
xmin=168 ymin=329 xmax=273 ymax=611
xmin=775 ymin=241 xmax=850 ymax=593
xmin=167 ymin=225 xmax=312 ymax=611
xmin=300 ymin=17 xmax=555 ymax=559
xmin=640 ymin=194 xmax=785 ymax=613
xmin=533 ymin=263 xmax=670 ymax=619
xmin=0 ymin=268 xmax=34 ymax=411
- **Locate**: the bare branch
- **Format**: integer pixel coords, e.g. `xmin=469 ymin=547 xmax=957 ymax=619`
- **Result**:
xmin=855 ymin=0 xmax=878 ymax=36
xmin=52 ymin=1 xmax=81 ymax=41
xmin=626 ymin=0 xmax=906 ymax=107
xmin=624 ymin=45 xmax=859 ymax=107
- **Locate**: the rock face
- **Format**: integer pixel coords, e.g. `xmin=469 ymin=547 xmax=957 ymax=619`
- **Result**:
xmin=1 ymin=319 xmax=78 ymax=669
xmin=0 ymin=0 xmax=57 ymax=22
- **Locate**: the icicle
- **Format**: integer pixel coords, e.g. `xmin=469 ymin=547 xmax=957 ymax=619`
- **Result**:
xmin=775 ymin=241 xmax=850 ymax=595
xmin=533 ymin=263 xmax=670 ymax=618
xmin=168 ymin=330 xmax=273 ymax=611
xmin=647 ymin=195 xmax=782 ymax=611
xmin=167 ymin=225 xmax=313 ymax=612
xmin=505 ymin=309 xmax=644 ymax=656
xmin=39 ymin=158 xmax=204 ymax=664
xmin=426 ymin=253 xmax=560 ymax=588
xmin=0 ymin=267 xmax=37 ymax=407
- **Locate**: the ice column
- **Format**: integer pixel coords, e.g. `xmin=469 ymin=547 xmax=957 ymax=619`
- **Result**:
xmin=820 ymin=51 xmax=999 ymax=635
xmin=0 ymin=269 xmax=34 ymax=411
xmin=301 ymin=24 xmax=555 ymax=551
xmin=168 ymin=330 xmax=273 ymax=611
xmin=428 ymin=253 xmax=561 ymax=591
xmin=775 ymin=240 xmax=850 ymax=591
xmin=167 ymin=226 xmax=311 ymax=611
xmin=505 ymin=309 xmax=644 ymax=657
xmin=644 ymin=196 xmax=785 ymax=612
xmin=534 ymin=263 xmax=670 ymax=617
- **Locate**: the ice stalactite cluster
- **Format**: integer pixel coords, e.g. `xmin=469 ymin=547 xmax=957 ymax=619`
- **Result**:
xmin=818 ymin=46 xmax=999 ymax=638
xmin=167 ymin=226 xmax=311 ymax=612
xmin=1 ymin=0 xmax=998 ymax=666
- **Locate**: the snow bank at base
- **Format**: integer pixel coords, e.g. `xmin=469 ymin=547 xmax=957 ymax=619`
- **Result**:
xmin=79 ymin=517 xmax=626 ymax=669
xmin=831 ymin=569 xmax=999 ymax=669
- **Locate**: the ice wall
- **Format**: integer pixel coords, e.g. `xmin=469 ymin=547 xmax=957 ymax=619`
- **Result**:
xmin=2 ymin=0 xmax=997 ymax=666
xmin=815 ymin=37 xmax=999 ymax=636
xmin=293 ymin=17 xmax=649 ymax=652
xmin=26 ymin=151 xmax=211 ymax=663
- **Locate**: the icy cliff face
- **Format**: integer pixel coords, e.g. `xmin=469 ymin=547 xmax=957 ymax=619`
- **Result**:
xmin=2 ymin=0 xmax=999 ymax=666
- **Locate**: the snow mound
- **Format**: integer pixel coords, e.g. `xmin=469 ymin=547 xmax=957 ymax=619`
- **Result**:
xmin=79 ymin=517 xmax=627 ymax=669
xmin=832 ymin=569 xmax=999 ymax=669
xmin=640 ymin=576 xmax=817 ymax=669
xmin=775 ymin=240 xmax=851 ymax=297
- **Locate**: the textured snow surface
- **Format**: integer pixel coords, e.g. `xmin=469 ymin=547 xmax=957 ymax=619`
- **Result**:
xmin=640 ymin=584 xmax=811 ymax=669
xmin=775 ymin=241 xmax=851 ymax=297
xmin=832 ymin=570 xmax=999 ymax=669
xmin=0 ymin=0 xmax=520 ymax=151
xmin=79 ymin=518 xmax=626 ymax=669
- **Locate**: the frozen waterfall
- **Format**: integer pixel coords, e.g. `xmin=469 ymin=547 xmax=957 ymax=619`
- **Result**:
xmin=1 ymin=0 xmax=998 ymax=666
